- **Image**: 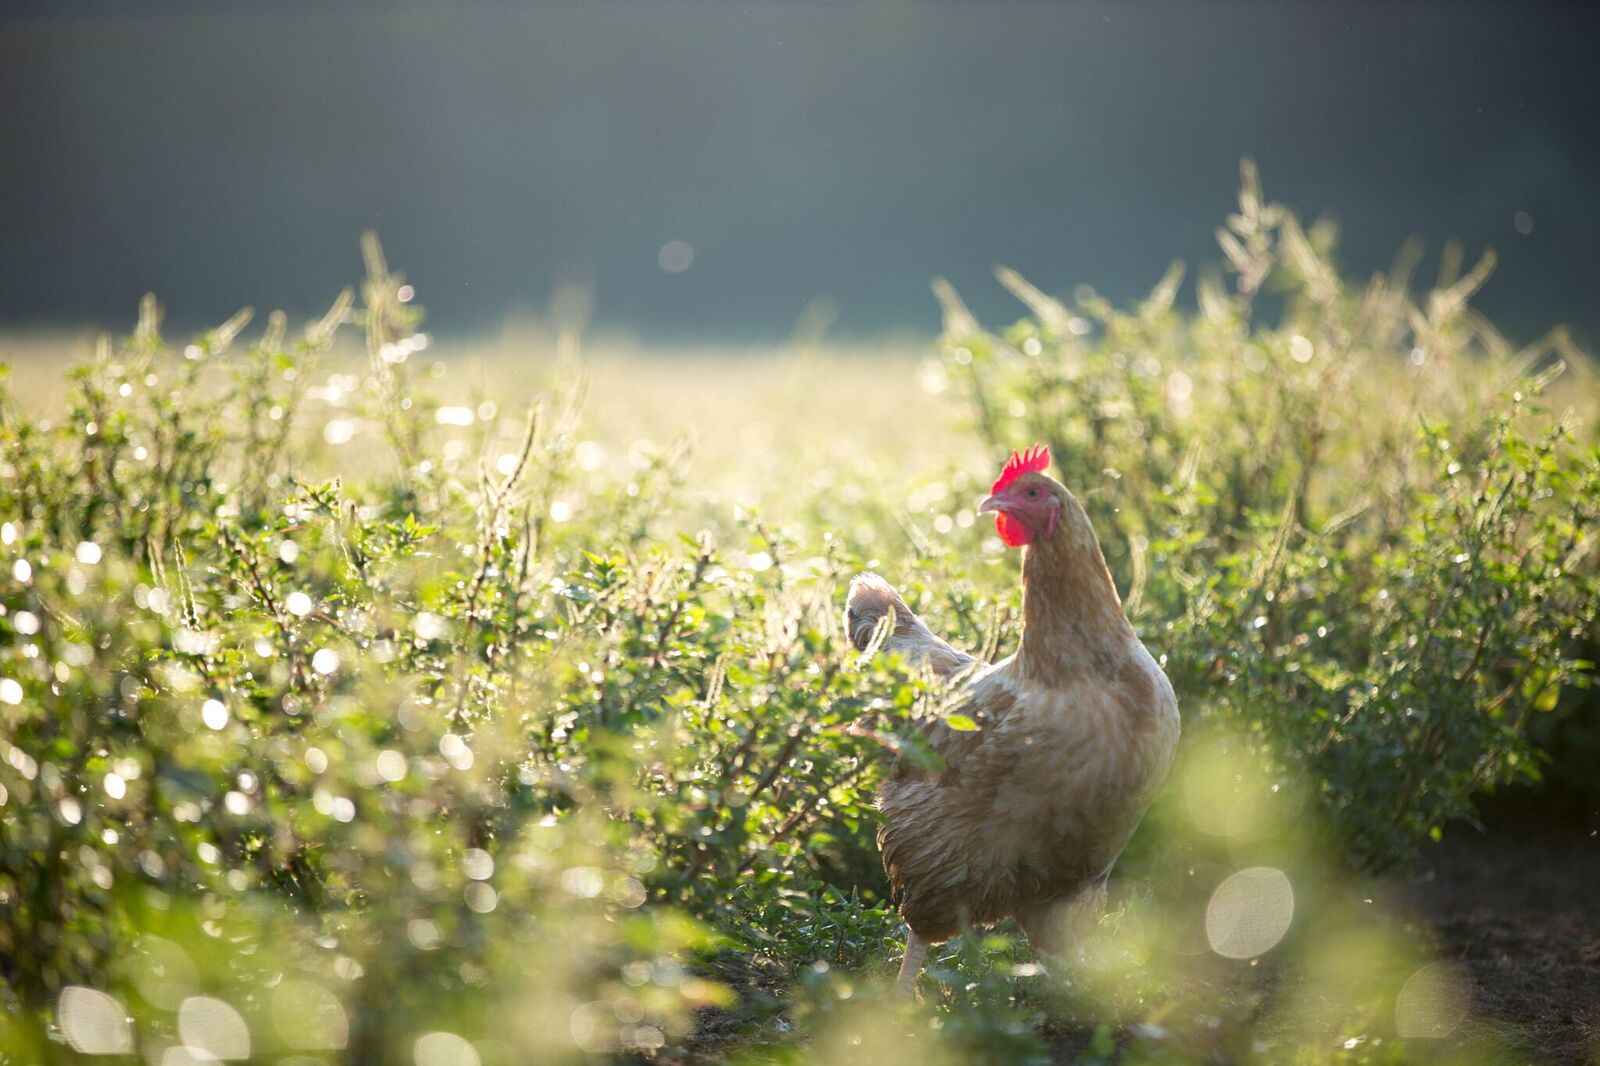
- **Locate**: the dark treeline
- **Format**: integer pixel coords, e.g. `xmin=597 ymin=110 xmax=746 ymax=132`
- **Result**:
xmin=2 ymin=0 xmax=1597 ymax=345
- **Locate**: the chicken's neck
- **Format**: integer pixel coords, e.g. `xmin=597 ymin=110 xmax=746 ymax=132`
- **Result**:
xmin=1018 ymin=508 xmax=1135 ymax=684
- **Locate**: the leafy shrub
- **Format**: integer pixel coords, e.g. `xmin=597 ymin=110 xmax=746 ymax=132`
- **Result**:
xmin=0 ymin=240 xmax=950 ymax=1061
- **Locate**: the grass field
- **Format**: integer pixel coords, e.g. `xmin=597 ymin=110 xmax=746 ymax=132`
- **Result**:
xmin=2 ymin=184 xmax=1598 ymax=1064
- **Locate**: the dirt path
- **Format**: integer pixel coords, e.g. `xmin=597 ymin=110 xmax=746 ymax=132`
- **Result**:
xmin=1405 ymin=822 xmax=1600 ymax=1063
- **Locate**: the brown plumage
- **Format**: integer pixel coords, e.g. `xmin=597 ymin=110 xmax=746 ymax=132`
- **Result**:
xmin=844 ymin=447 xmax=1180 ymax=995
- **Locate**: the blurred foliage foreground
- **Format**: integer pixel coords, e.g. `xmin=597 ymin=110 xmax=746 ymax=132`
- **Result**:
xmin=3 ymin=170 xmax=1598 ymax=1064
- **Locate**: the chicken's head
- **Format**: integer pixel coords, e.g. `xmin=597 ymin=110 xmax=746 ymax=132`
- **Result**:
xmin=979 ymin=444 xmax=1063 ymax=548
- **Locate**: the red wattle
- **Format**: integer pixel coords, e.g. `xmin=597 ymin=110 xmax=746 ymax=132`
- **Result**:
xmin=995 ymin=511 xmax=1034 ymax=548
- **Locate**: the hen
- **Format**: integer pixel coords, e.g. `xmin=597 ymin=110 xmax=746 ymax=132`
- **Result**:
xmin=845 ymin=445 xmax=1179 ymax=996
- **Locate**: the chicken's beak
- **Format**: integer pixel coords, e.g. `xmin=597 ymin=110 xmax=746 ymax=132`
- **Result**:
xmin=978 ymin=494 xmax=1004 ymax=515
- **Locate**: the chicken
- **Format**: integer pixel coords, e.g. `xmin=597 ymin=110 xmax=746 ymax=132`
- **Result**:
xmin=844 ymin=445 xmax=1180 ymax=996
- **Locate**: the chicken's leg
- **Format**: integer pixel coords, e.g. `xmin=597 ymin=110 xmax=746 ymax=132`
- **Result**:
xmin=894 ymin=931 xmax=928 ymax=999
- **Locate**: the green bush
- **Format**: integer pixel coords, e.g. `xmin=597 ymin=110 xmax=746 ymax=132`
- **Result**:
xmin=0 ymin=241 xmax=949 ymax=1061
xmin=1 ymin=172 xmax=1596 ymax=1062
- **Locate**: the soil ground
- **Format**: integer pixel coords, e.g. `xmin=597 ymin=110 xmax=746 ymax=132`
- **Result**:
xmin=1403 ymin=819 xmax=1600 ymax=1064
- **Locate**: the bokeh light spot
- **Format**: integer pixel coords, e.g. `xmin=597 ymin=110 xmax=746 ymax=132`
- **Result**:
xmin=322 ymin=419 xmax=358 ymax=445
xmin=561 ymin=866 xmax=604 ymax=898
xmin=58 ymin=986 xmax=133 ymax=1055
xmin=462 ymin=848 xmax=494 ymax=881
xmin=657 ymin=240 xmax=694 ymax=273
xmin=1205 ymin=866 xmax=1295 ymax=958
xmin=131 ymin=936 xmax=199 ymax=1010
xmin=376 ymin=749 xmax=408 ymax=782
xmin=464 ymin=881 xmax=498 ymax=913
xmin=201 ymin=699 xmax=229 ymax=730
xmin=272 ymin=980 xmax=350 ymax=1051
xmin=414 ymin=1030 xmax=480 ymax=1066
xmin=178 ymin=996 xmax=251 ymax=1060
xmin=1395 ymin=962 xmax=1469 ymax=1039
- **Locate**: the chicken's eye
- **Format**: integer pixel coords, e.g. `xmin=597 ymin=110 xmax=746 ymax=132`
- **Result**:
xmin=1026 ymin=487 xmax=1039 ymax=498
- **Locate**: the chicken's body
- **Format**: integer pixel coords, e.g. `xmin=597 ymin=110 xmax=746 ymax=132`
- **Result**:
xmin=845 ymin=448 xmax=1179 ymax=993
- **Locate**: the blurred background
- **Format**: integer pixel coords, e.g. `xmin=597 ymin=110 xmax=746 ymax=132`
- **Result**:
xmin=5 ymin=5 xmax=1600 ymax=1062
xmin=2 ymin=0 xmax=1597 ymax=347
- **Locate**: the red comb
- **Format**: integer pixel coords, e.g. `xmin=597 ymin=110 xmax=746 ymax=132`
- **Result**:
xmin=991 ymin=444 xmax=1051 ymax=493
